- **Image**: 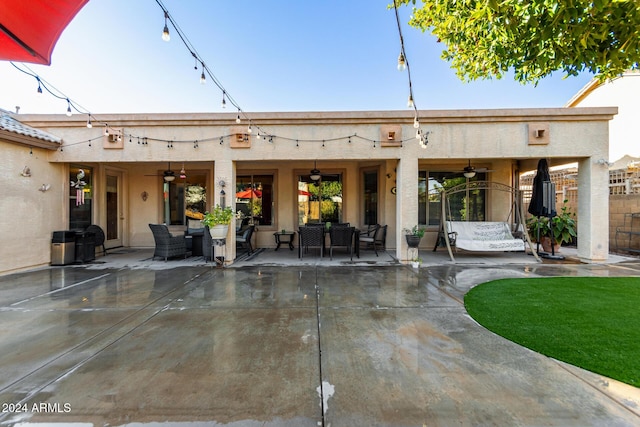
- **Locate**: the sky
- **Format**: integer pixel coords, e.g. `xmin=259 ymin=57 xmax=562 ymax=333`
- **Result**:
xmin=1 ymin=0 xmax=594 ymax=117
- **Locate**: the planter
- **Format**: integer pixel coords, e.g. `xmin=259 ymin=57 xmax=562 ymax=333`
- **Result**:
xmin=411 ymin=261 xmax=420 ymax=268
xmin=541 ymin=236 xmax=561 ymax=253
xmin=208 ymin=224 xmax=229 ymax=239
xmin=405 ymin=235 xmax=422 ymax=248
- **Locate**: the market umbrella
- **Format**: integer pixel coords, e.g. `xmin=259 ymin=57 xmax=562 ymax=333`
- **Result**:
xmin=528 ymin=158 xmax=556 ymax=217
xmin=0 ymin=0 xmax=88 ymax=65
xmin=528 ymin=158 xmax=560 ymax=256
xmin=236 ymin=188 xmax=262 ymax=199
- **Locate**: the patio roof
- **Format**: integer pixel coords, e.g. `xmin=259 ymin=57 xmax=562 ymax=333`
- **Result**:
xmin=0 ymin=110 xmax=62 ymax=149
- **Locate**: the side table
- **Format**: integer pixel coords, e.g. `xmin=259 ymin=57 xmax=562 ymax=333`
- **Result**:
xmin=273 ymin=231 xmax=296 ymax=251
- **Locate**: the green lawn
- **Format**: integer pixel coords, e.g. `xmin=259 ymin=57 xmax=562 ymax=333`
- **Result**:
xmin=464 ymin=277 xmax=640 ymax=387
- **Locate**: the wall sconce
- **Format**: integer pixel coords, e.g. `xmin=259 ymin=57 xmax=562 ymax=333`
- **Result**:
xmin=141 ymin=191 xmax=148 ymax=201
xmin=21 ymin=166 xmax=31 ymax=177
xmin=218 ymin=179 xmax=226 ymax=208
xmin=39 ymin=184 xmax=50 ymax=192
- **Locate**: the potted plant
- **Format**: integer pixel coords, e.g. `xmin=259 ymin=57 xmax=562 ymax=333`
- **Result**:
xmin=404 ymin=225 xmax=425 ymax=248
xmin=411 ymin=257 xmax=422 ymax=269
xmin=526 ymin=201 xmax=577 ymax=252
xmin=202 ymin=204 xmax=234 ymax=239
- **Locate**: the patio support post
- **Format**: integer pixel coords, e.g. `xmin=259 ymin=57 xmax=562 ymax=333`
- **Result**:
xmin=215 ymin=159 xmax=236 ymax=263
xmin=577 ymin=156 xmax=609 ymax=262
xmin=395 ymin=157 xmax=419 ymax=263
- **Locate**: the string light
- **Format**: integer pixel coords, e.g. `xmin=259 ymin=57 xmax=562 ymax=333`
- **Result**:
xmin=86 ymin=115 xmax=92 ymax=128
xmin=407 ymin=95 xmax=414 ymax=108
xmin=66 ymin=99 xmax=72 ymax=116
xmin=236 ymin=111 xmax=241 ymax=124
xmin=413 ymin=116 xmax=420 ymax=129
xmin=36 ymin=77 xmax=42 ymax=94
xmin=397 ymin=52 xmax=406 ymax=71
xmin=199 ymin=62 xmax=206 ymax=84
xmin=221 ymin=92 xmax=226 ymax=108
xmin=162 ymin=11 xmax=170 ymax=41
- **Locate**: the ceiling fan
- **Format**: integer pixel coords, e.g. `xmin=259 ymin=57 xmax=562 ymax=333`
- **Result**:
xmin=463 ymin=160 xmax=494 ymax=178
xmin=145 ymin=162 xmax=186 ymax=182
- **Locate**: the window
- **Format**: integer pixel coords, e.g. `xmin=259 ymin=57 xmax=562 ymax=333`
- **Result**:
xmin=69 ymin=165 xmax=92 ymax=230
xmin=298 ymin=173 xmax=343 ymax=225
xmin=419 ymin=171 xmax=486 ymax=226
xmin=236 ymin=174 xmax=273 ymax=226
xmin=164 ymin=171 xmax=207 ymax=225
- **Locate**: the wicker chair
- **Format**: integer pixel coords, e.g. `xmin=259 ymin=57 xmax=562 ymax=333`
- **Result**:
xmin=329 ymin=226 xmax=355 ymax=260
xmin=298 ymin=226 xmax=324 ymax=259
xmin=236 ymin=225 xmax=255 ymax=255
xmin=148 ymin=224 xmax=188 ymax=261
xmin=359 ymin=224 xmax=381 ymax=255
xmin=86 ymin=224 xmax=107 ymax=255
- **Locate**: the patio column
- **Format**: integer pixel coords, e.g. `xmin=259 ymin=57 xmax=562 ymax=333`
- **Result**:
xmin=395 ymin=157 xmax=419 ymax=262
xmin=577 ymin=157 xmax=609 ymax=262
xmin=214 ymin=159 xmax=236 ymax=264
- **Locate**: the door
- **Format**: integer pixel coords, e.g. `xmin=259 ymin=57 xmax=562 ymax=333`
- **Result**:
xmin=105 ymin=171 xmax=123 ymax=248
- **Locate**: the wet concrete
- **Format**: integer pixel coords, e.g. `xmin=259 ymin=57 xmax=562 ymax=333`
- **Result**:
xmin=1 ymin=258 xmax=639 ymax=426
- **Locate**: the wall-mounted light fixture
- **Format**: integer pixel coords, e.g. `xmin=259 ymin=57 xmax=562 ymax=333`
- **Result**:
xmin=218 ymin=179 xmax=226 ymax=208
xmin=21 ymin=166 xmax=31 ymax=177
xmin=141 ymin=191 xmax=148 ymax=201
xmin=39 ymin=184 xmax=50 ymax=192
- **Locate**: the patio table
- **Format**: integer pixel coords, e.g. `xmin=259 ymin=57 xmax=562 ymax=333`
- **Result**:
xmin=273 ymin=231 xmax=296 ymax=251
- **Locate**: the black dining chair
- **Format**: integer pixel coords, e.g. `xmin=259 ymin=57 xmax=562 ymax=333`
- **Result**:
xmin=329 ymin=226 xmax=355 ymax=260
xmin=298 ymin=226 xmax=324 ymax=259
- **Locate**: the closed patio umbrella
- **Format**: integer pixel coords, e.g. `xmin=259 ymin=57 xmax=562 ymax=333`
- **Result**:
xmin=528 ymin=158 xmax=556 ymax=217
xmin=0 ymin=0 xmax=88 ymax=65
xmin=528 ymin=158 xmax=560 ymax=257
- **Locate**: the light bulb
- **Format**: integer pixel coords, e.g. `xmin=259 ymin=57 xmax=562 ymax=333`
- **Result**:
xmin=415 ymin=129 xmax=421 ymax=140
xmin=221 ymin=93 xmax=226 ymax=108
xmin=247 ymin=125 xmax=252 ymax=134
xmin=104 ymin=126 xmax=109 ymax=136
xmin=397 ymin=52 xmax=406 ymax=71
xmin=162 ymin=12 xmax=170 ymax=41
xmin=257 ymin=132 xmax=261 ymax=140
xmin=86 ymin=118 xmax=92 ymax=128
xmin=413 ymin=116 xmax=420 ymax=129
xmin=200 ymin=71 xmax=206 ymax=84
xmin=236 ymin=114 xmax=241 ymax=124
xmin=407 ymin=95 xmax=414 ymax=108
xmin=66 ymin=100 xmax=72 ymax=117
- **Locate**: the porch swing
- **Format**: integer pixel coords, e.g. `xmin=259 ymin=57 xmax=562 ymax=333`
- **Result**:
xmin=437 ymin=181 xmax=540 ymax=262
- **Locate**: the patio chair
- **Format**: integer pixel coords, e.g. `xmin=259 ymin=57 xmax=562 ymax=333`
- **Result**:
xmin=359 ymin=224 xmax=381 ymax=256
xmin=148 ymin=224 xmax=188 ymax=261
xmin=329 ymin=226 xmax=355 ymax=260
xmin=236 ymin=224 xmax=255 ymax=255
xmin=86 ymin=224 xmax=107 ymax=255
xmin=298 ymin=226 xmax=324 ymax=259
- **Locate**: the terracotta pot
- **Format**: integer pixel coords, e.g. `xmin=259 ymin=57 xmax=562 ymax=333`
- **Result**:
xmin=541 ymin=236 xmax=561 ymax=253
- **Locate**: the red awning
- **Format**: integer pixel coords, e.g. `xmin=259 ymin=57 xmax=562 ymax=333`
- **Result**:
xmin=0 ymin=0 xmax=89 ymax=65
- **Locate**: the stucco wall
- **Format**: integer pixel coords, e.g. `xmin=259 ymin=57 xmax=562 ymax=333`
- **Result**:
xmin=0 ymin=141 xmax=66 ymax=275
xmin=5 ymin=108 xmax=616 ymax=269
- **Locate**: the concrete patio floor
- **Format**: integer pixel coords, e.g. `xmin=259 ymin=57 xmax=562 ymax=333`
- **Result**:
xmin=1 ymin=248 xmax=640 ymax=426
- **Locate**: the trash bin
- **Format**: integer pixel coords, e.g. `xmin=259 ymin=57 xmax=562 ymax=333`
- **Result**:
xmin=51 ymin=231 xmax=76 ymax=266
xmin=75 ymin=231 xmax=96 ymax=263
